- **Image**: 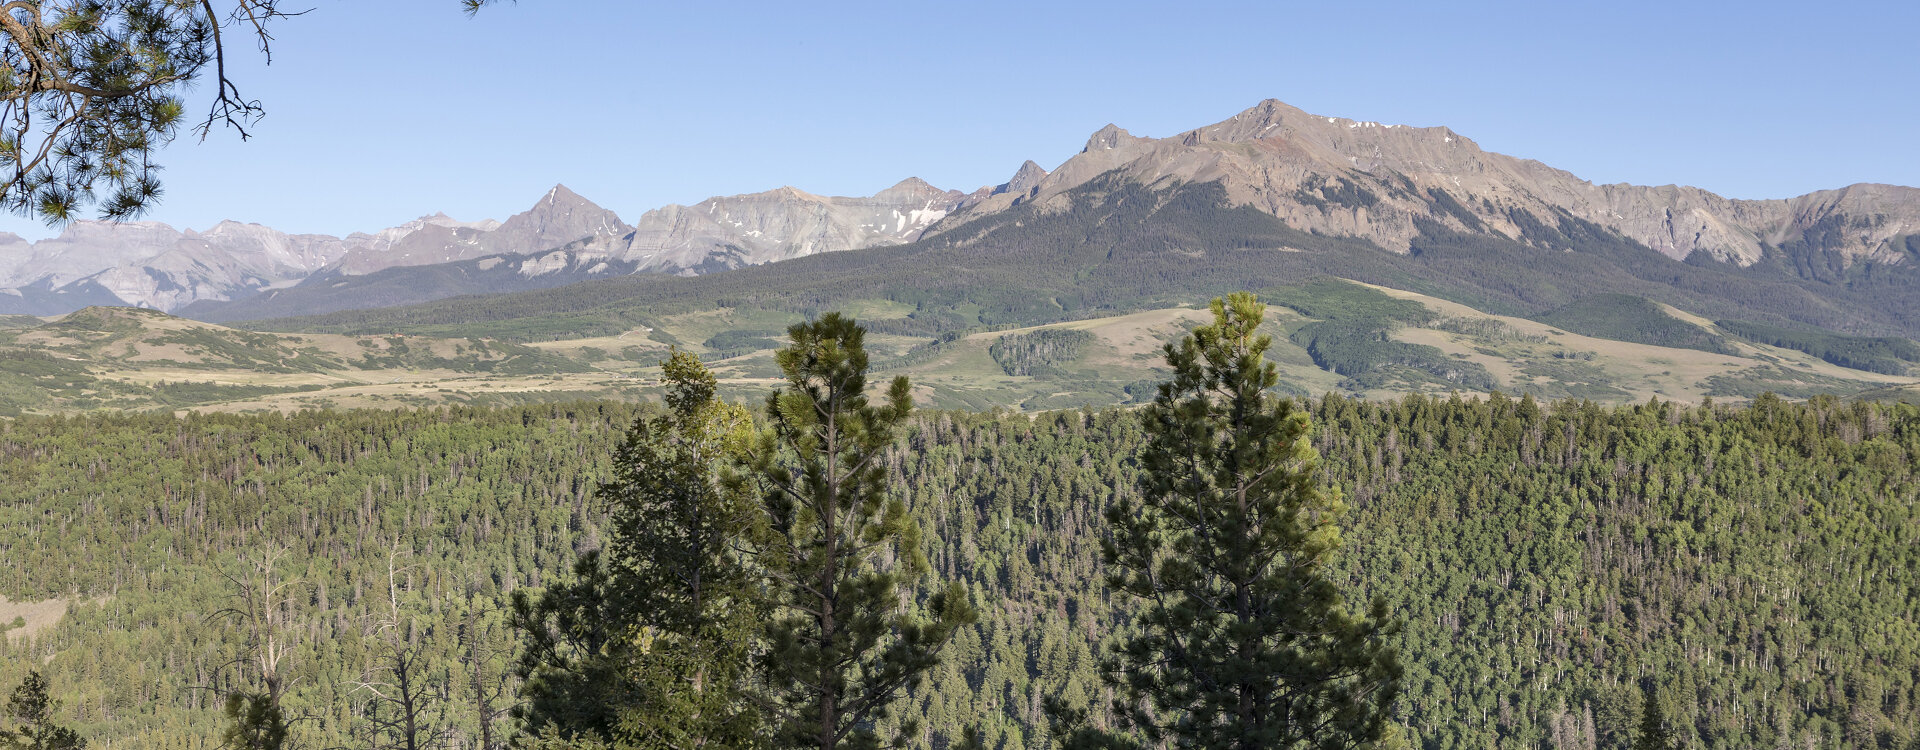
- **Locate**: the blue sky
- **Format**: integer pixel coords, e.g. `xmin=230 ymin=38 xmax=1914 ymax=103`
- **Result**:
xmin=5 ymin=0 xmax=1916 ymax=240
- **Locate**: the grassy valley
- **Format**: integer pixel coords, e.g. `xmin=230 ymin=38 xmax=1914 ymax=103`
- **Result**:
xmin=5 ymin=277 xmax=1914 ymax=417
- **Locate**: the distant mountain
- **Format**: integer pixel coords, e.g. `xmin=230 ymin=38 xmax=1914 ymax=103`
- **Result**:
xmin=939 ymin=99 xmax=1920 ymax=267
xmin=181 ymin=244 xmax=651 ymax=323
xmin=8 ymin=176 xmax=1003 ymax=318
xmin=14 ymin=98 xmax=1920 ymax=324
xmin=0 ymin=220 xmax=352 ymax=315
xmin=0 ymin=185 xmax=643 ymax=315
xmin=329 ymin=185 xmax=631 ymax=276
xmin=622 ymin=177 xmax=976 ymax=274
xmin=248 ymin=112 xmax=1920 ymax=349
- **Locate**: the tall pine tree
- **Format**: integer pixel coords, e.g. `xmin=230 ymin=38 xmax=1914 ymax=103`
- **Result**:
xmin=732 ymin=313 xmax=977 ymax=750
xmin=1071 ymin=293 xmax=1401 ymax=750
xmin=1634 ymin=687 xmax=1672 ymax=750
xmin=2 ymin=672 xmax=85 ymax=750
xmin=515 ymin=351 xmax=763 ymax=748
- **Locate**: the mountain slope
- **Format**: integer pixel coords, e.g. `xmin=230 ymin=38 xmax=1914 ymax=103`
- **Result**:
xmin=181 ymin=244 xmax=651 ymax=323
xmin=0 ymin=186 xmax=640 ymax=315
xmin=219 ymin=99 xmax=1920 ymax=329
xmin=943 ymin=99 xmax=1920 ymax=268
xmin=244 ymin=168 xmax=1920 ymax=348
xmin=15 ymin=98 xmax=1920 ymax=324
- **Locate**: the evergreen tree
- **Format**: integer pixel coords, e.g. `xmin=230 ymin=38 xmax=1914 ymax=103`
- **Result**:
xmin=514 ymin=351 xmax=763 ymax=748
xmin=511 ymin=551 xmax=627 ymax=740
xmin=1079 ymin=293 xmax=1401 ymax=750
xmin=602 ymin=350 xmax=764 ymax=749
xmin=1 ymin=672 xmax=84 ymax=750
xmin=1634 ymin=688 xmax=1671 ymax=750
xmin=731 ymin=313 xmax=978 ymax=750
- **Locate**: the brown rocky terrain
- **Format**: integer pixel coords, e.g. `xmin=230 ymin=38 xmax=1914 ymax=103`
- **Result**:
xmin=942 ymin=99 xmax=1920 ymax=267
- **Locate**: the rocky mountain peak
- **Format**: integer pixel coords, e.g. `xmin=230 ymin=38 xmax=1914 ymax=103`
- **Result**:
xmin=203 ymin=219 xmax=260 ymax=233
xmin=995 ymin=160 xmax=1049 ymax=196
xmin=769 ymin=185 xmax=820 ymax=201
xmin=541 ymin=184 xmax=591 ymax=208
xmin=1083 ymin=124 xmax=1141 ymax=153
xmin=1184 ymin=98 xmax=1309 ymax=143
xmin=873 ymin=177 xmax=955 ymax=203
xmin=493 ymin=185 xmax=630 ymax=247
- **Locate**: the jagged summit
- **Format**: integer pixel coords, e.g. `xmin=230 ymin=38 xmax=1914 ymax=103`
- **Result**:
xmin=17 ymin=97 xmax=1920 ymax=322
xmin=995 ymin=160 xmax=1049 ymax=196
xmin=874 ymin=177 xmax=954 ymax=202
xmin=925 ymin=97 xmax=1920 ymax=269
xmin=1083 ymin=124 xmax=1140 ymax=152
xmin=540 ymin=183 xmax=596 ymax=207
xmin=620 ymin=177 xmax=970 ymax=275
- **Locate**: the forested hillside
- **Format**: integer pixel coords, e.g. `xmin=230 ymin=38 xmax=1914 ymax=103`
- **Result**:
xmin=2 ymin=394 xmax=1916 ymax=749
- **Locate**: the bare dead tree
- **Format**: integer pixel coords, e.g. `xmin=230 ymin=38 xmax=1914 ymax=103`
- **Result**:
xmin=211 ymin=545 xmax=307 ymax=750
xmin=347 ymin=549 xmax=452 ymax=750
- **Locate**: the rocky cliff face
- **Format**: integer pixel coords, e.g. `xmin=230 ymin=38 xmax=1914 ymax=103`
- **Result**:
xmin=937 ymin=99 xmax=1920 ymax=267
xmin=621 ymin=178 xmax=975 ymax=274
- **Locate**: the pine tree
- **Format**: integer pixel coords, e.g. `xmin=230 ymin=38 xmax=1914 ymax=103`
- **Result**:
xmin=511 ymin=552 xmax=628 ymax=740
xmin=1077 ymin=292 xmax=1401 ymax=750
xmin=514 ymin=350 xmax=763 ymax=748
xmin=1633 ymin=688 xmax=1671 ymax=750
xmin=602 ymin=350 xmax=764 ymax=749
xmin=2 ymin=672 xmax=85 ymax=750
xmin=732 ymin=313 xmax=978 ymax=750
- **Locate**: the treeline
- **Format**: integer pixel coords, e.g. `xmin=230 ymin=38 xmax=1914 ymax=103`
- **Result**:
xmin=989 ymin=329 xmax=1096 ymax=377
xmin=1535 ymin=295 xmax=1737 ymax=356
xmin=1717 ymin=319 xmax=1920 ymax=375
xmin=3 ymin=391 xmax=1919 ymax=748
xmin=1273 ymin=280 xmax=1498 ymax=392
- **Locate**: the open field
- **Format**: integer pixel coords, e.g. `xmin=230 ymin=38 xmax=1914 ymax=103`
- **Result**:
xmin=3 ymin=279 xmax=1914 ymax=415
xmin=0 ymin=595 xmax=109 ymax=646
xmin=1358 ymin=283 xmax=1916 ymax=402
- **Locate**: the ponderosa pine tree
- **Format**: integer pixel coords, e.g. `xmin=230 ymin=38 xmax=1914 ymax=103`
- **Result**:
xmin=1067 ymin=292 xmax=1400 ymax=750
xmin=731 ymin=313 xmax=977 ymax=750
xmin=514 ymin=351 xmax=763 ymax=748
xmin=2 ymin=672 xmax=84 ymax=750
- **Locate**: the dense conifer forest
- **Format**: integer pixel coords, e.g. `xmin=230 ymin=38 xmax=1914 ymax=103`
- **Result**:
xmin=3 ymin=388 xmax=1916 ymax=749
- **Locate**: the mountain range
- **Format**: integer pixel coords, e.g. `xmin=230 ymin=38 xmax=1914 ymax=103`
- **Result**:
xmin=4 ymin=98 xmax=1917 ymax=328
xmin=0 ymin=177 xmax=991 ymax=316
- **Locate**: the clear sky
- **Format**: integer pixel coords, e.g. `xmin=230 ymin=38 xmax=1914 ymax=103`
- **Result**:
xmin=4 ymin=0 xmax=1916 ymax=240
